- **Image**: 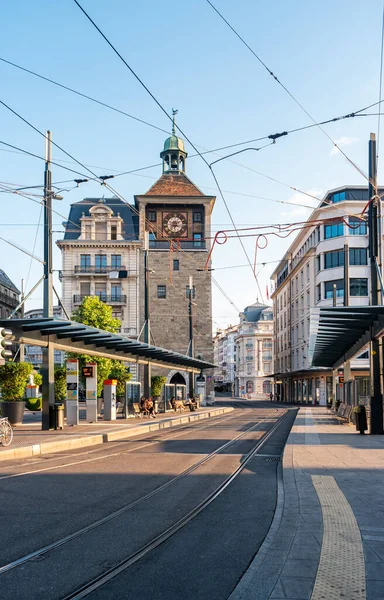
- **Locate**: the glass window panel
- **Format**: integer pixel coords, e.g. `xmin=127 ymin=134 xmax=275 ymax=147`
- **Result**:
xmin=111 ymin=255 xmax=122 ymax=268
xmin=324 ymin=221 xmax=344 ymax=239
xmin=324 ymin=279 xmax=344 ymax=298
xmin=324 ymin=250 xmax=344 ymax=269
xmin=80 ymin=254 xmax=91 ymax=267
xmin=111 ymin=284 xmax=121 ymax=298
xmin=349 ymin=248 xmax=367 ymax=265
xmin=349 ymin=217 xmax=367 ymax=235
xmin=350 ymin=278 xmax=368 ymax=296
xmin=95 ymin=255 xmax=107 ymax=268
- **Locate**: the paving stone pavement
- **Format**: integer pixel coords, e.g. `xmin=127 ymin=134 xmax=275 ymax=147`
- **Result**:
xmin=230 ymin=407 xmax=384 ymax=600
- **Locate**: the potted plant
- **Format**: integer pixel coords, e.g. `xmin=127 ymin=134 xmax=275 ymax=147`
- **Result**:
xmin=151 ymin=375 xmax=167 ymax=412
xmin=54 ymin=366 xmax=67 ymax=403
xmin=0 ymin=362 xmax=33 ymax=425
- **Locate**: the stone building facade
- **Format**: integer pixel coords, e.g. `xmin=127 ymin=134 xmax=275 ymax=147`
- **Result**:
xmin=134 ymin=126 xmax=215 ymax=393
xmin=57 ymin=198 xmax=141 ymax=337
xmin=234 ymin=302 xmax=274 ymax=398
xmin=0 ymin=270 xmax=20 ymax=320
xmin=0 ymin=269 xmax=21 ymax=363
xmin=213 ymin=324 xmax=238 ymax=392
xmin=271 ymin=186 xmax=373 ymax=405
xmin=57 ymin=124 xmax=215 ymax=394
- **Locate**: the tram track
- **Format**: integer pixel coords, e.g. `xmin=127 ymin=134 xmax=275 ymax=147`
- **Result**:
xmin=61 ymin=409 xmax=291 ymax=600
xmin=0 ymin=408 xmax=284 ymax=581
xmin=0 ymin=408 xmax=254 ymax=479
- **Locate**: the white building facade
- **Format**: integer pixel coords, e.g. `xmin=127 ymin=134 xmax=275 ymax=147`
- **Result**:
xmin=271 ymin=186 xmax=373 ymax=405
xmin=234 ymin=302 xmax=274 ymax=398
xmin=213 ymin=324 xmax=238 ymax=392
xmin=57 ymin=198 xmax=141 ymax=337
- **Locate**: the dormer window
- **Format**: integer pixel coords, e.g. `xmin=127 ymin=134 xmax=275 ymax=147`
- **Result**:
xmin=79 ymin=201 xmax=124 ymax=241
xmin=95 ymin=222 xmax=106 ymax=240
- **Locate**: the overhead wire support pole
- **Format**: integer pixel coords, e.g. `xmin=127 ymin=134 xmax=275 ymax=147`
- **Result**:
xmin=42 ymin=131 xmax=55 ymax=431
xmin=368 ymin=132 xmax=383 ymax=435
xmin=143 ymin=233 xmax=151 ymax=399
xmin=188 ymin=276 xmax=194 ymax=398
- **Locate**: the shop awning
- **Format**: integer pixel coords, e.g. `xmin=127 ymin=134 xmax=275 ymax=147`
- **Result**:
xmin=309 ymin=306 xmax=384 ymax=368
xmin=1 ymin=318 xmax=215 ymax=372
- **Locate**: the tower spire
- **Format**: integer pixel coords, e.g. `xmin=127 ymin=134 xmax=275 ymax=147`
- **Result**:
xmin=172 ymin=108 xmax=178 ymax=135
xmin=160 ymin=109 xmax=187 ymax=173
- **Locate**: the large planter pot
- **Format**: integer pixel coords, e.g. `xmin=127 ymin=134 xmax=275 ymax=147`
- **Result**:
xmin=0 ymin=401 xmax=25 ymax=426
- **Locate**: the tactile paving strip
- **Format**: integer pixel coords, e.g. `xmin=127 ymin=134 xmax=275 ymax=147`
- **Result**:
xmin=311 ymin=475 xmax=366 ymax=600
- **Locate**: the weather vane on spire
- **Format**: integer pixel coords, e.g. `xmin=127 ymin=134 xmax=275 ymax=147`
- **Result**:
xmin=172 ymin=108 xmax=178 ymax=135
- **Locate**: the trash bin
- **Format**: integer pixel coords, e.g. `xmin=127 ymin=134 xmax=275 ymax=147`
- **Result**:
xmin=49 ymin=403 xmax=64 ymax=430
xmin=354 ymin=405 xmax=367 ymax=434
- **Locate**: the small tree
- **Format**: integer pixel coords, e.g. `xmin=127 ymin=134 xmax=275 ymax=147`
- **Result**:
xmin=151 ymin=375 xmax=167 ymax=399
xmin=54 ymin=366 xmax=67 ymax=402
xmin=109 ymin=362 xmax=132 ymax=397
xmin=72 ymin=296 xmax=121 ymax=333
xmin=0 ymin=362 xmax=33 ymax=401
xmin=71 ymin=296 xmax=121 ymax=397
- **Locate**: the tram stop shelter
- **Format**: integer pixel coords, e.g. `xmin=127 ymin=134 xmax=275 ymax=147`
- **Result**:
xmin=0 ymin=318 xmax=215 ymax=430
xmin=309 ymin=305 xmax=384 ymax=433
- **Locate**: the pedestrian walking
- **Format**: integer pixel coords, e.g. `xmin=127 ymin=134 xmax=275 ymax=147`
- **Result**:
xmin=270 ymin=391 xmax=273 ymax=402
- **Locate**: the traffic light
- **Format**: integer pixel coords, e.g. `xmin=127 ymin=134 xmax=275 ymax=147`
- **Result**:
xmin=0 ymin=328 xmax=13 ymax=360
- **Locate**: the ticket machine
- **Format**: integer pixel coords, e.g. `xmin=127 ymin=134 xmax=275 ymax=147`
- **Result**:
xmin=103 ymin=379 xmax=117 ymax=421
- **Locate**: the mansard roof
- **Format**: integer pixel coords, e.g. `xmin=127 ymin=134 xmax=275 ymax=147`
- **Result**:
xmin=62 ymin=197 xmax=139 ymax=241
xmin=0 ymin=270 xmax=20 ymax=294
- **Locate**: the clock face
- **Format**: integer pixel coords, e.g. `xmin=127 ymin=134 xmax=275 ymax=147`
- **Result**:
xmin=163 ymin=212 xmax=188 ymax=237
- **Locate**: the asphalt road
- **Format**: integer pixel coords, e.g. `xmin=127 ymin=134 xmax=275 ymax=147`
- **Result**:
xmin=0 ymin=400 xmax=297 ymax=600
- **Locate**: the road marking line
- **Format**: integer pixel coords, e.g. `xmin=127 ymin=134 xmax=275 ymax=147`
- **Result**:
xmin=0 ymin=410 xmax=273 ymax=481
xmin=311 ymin=475 xmax=366 ymax=600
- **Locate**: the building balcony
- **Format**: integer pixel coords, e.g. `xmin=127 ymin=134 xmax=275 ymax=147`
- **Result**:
xmin=0 ymin=291 xmax=19 ymax=308
xmin=73 ymin=294 xmax=127 ymax=305
xmin=149 ymin=240 xmax=206 ymax=250
xmin=74 ymin=265 xmax=127 ymax=274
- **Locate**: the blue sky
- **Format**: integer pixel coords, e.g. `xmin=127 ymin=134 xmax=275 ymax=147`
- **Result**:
xmin=1 ymin=0 xmax=384 ymax=329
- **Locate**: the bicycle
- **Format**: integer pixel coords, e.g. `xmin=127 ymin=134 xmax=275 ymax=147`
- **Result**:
xmin=0 ymin=417 xmax=13 ymax=447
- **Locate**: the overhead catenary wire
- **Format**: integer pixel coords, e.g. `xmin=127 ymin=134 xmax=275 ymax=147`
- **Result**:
xmin=377 ymin=4 xmax=384 ymax=168
xmin=0 ymin=57 xmax=170 ymax=136
xmin=206 ymin=0 xmax=371 ymax=184
xmin=25 ymin=203 xmax=43 ymax=291
xmin=3 ymin=55 xmax=382 ymax=166
xmin=0 ymin=112 xmax=239 ymax=323
xmin=71 ymin=0 xmax=265 ymax=301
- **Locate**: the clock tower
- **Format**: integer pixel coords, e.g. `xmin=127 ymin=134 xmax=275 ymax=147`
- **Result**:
xmin=135 ymin=114 xmax=215 ymax=395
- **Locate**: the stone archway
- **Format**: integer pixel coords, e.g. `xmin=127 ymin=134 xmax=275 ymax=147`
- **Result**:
xmin=170 ymin=372 xmax=186 ymax=385
xmin=263 ymin=380 xmax=272 ymax=394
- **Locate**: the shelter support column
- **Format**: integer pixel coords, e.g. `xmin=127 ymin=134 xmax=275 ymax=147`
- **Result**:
xmin=42 ymin=342 xmax=55 ymax=430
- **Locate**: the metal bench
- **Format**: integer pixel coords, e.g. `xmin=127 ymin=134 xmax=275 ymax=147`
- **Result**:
xmin=132 ymin=402 xmax=146 ymax=418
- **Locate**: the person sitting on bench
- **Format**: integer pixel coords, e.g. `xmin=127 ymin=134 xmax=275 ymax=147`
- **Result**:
xmin=144 ymin=397 xmax=156 ymax=418
xmin=185 ymin=397 xmax=197 ymax=411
